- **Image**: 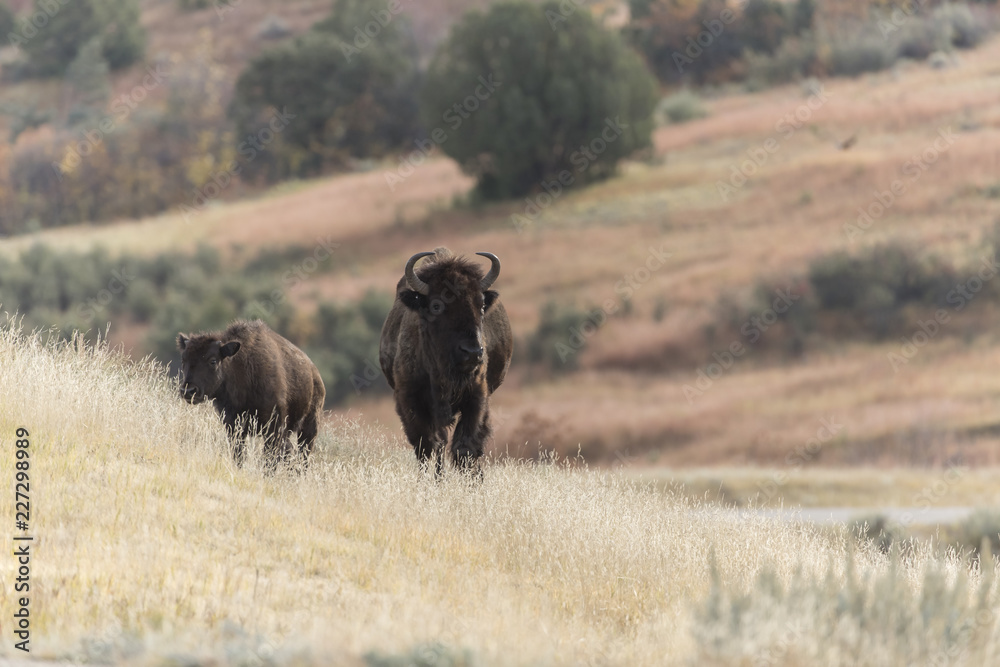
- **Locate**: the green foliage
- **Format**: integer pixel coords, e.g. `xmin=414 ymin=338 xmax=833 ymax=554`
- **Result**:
xmin=19 ymin=0 xmax=145 ymax=77
xmin=932 ymin=3 xmax=988 ymax=48
xmin=657 ymin=90 xmax=708 ymax=124
xmin=0 ymin=242 xmax=391 ymax=408
xmin=229 ymin=0 xmax=421 ymax=182
xmin=306 ymin=290 xmax=392 ymax=405
xmin=65 ymin=37 xmax=111 ymax=112
xmin=807 ymin=244 xmax=955 ymax=327
xmin=0 ymin=2 xmax=15 ymax=38
xmin=630 ymin=0 xmax=813 ymax=85
xmin=524 ymin=301 xmax=600 ymax=373
xmin=422 ymin=1 xmax=657 ymax=200
xmin=828 ymin=27 xmax=897 ymax=77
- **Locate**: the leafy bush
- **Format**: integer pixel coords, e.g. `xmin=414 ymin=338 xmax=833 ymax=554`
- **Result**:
xmin=18 ymin=0 xmax=145 ymax=77
xmin=523 ymin=301 xmax=604 ymax=372
xmin=657 ymin=90 xmax=708 ymax=124
xmin=0 ymin=242 xmax=393 ymax=407
xmin=745 ymin=34 xmax=821 ymax=86
xmin=306 ymin=291 xmax=393 ymax=405
xmin=422 ymin=1 xmax=657 ymax=200
xmin=229 ymin=0 xmax=421 ymax=182
xmin=629 ymin=0 xmax=815 ymax=84
xmin=807 ymin=243 xmax=956 ymax=338
xmin=828 ymin=27 xmax=897 ymax=77
xmin=933 ymin=3 xmax=989 ymax=48
xmin=0 ymin=2 xmax=15 ymax=38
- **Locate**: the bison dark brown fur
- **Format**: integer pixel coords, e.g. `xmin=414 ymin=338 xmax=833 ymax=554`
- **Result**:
xmin=177 ymin=319 xmax=325 ymax=468
xmin=379 ymin=248 xmax=513 ymax=475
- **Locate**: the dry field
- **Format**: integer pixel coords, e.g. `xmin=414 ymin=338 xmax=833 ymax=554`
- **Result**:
xmin=0 ymin=326 xmax=999 ymax=665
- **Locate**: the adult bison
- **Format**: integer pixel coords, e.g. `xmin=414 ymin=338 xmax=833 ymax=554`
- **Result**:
xmin=177 ymin=319 xmax=325 ymax=469
xmin=380 ymin=248 xmax=513 ymax=475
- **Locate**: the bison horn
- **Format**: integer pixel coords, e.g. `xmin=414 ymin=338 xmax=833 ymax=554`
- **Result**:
xmin=404 ymin=251 xmax=435 ymax=295
xmin=477 ymin=252 xmax=501 ymax=290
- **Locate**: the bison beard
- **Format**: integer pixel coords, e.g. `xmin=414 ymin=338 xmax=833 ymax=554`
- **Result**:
xmin=380 ymin=248 xmax=513 ymax=477
xmin=177 ymin=320 xmax=326 ymax=470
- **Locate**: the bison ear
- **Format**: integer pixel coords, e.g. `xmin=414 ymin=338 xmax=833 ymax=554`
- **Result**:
xmin=177 ymin=334 xmax=189 ymax=351
xmin=400 ymin=290 xmax=425 ymax=312
xmin=484 ymin=290 xmax=499 ymax=312
xmin=219 ymin=341 xmax=241 ymax=359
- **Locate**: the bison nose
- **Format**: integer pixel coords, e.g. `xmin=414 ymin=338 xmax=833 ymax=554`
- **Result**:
xmin=181 ymin=385 xmax=197 ymax=400
xmin=460 ymin=343 xmax=485 ymax=361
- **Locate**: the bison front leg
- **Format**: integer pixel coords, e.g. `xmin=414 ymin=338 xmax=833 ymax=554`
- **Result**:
xmin=452 ymin=393 xmax=490 ymax=477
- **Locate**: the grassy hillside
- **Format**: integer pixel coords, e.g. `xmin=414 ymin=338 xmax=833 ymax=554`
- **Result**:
xmin=0 ymin=324 xmax=998 ymax=665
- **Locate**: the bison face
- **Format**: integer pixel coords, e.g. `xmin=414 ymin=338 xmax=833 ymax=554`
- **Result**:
xmin=399 ymin=251 xmax=502 ymax=377
xmin=176 ymin=334 xmax=242 ymax=404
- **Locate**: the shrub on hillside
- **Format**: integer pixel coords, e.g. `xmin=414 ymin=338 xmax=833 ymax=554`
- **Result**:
xmin=229 ymin=0 xmax=421 ymax=182
xmin=18 ymin=0 xmax=145 ymax=77
xmin=306 ymin=291 xmax=393 ymax=405
xmin=422 ymin=1 xmax=657 ymax=200
xmin=523 ymin=302 xmax=603 ymax=373
xmin=828 ymin=27 xmax=897 ymax=77
xmin=932 ymin=3 xmax=989 ymax=48
xmin=744 ymin=34 xmax=821 ymax=85
xmin=629 ymin=0 xmax=816 ymax=84
xmin=657 ymin=90 xmax=708 ymax=124
xmin=0 ymin=3 xmax=15 ymax=39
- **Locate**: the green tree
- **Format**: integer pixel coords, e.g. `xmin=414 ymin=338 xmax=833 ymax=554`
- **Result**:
xmin=0 ymin=2 xmax=16 ymax=38
xmin=19 ymin=0 xmax=145 ymax=77
xmin=229 ymin=0 xmax=421 ymax=182
xmin=422 ymin=1 xmax=658 ymax=200
xmin=65 ymin=37 xmax=111 ymax=113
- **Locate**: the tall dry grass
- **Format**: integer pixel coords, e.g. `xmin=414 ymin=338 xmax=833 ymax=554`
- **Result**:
xmin=0 ymin=322 xmax=996 ymax=665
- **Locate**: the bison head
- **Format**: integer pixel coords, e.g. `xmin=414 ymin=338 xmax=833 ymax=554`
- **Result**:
xmin=399 ymin=250 xmax=501 ymax=376
xmin=176 ymin=333 xmax=242 ymax=403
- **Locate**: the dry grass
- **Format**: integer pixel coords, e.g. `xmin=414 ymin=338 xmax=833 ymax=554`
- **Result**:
xmin=0 ymin=324 xmax=996 ymax=664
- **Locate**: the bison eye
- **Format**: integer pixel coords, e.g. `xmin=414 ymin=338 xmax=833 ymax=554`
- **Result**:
xmin=210 ymin=358 xmax=218 ymax=368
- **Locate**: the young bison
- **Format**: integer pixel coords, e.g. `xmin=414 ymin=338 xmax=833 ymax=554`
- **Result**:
xmin=177 ymin=319 xmax=325 ymax=468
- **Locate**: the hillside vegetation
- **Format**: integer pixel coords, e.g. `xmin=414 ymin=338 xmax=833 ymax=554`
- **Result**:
xmin=0 ymin=324 xmax=999 ymax=665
